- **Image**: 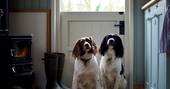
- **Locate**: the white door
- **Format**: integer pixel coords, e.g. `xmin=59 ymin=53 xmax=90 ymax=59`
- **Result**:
xmin=61 ymin=12 xmax=129 ymax=88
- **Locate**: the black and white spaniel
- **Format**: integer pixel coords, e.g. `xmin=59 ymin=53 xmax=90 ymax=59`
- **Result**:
xmin=72 ymin=37 xmax=99 ymax=89
xmin=99 ymin=34 xmax=127 ymax=89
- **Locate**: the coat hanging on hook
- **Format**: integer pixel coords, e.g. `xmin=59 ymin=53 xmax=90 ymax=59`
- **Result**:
xmin=160 ymin=5 xmax=170 ymax=53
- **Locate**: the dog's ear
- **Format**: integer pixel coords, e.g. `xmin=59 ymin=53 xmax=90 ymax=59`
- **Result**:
xmin=114 ymin=35 xmax=124 ymax=58
xmin=72 ymin=39 xmax=81 ymax=59
xmin=89 ymin=37 xmax=97 ymax=55
xmin=99 ymin=35 xmax=108 ymax=56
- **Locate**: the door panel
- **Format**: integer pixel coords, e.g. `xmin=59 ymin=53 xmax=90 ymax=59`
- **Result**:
xmin=61 ymin=12 xmax=127 ymax=87
xmin=145 ymin=18 xmax=152 ymax=89
xmin=69 ymin=21 xmax=120 ymax=49
xmin=151 ymin=17 xmax=158 ymax=89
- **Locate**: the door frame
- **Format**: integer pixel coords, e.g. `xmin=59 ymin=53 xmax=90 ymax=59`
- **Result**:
xmin=125 ymin=0 xmax=134 ymax=89
xmin=51 ymin=0 xmax=134 ymax=89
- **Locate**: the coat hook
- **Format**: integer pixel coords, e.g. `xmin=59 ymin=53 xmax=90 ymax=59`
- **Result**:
xmin=148 ymin=8 xmax=151 ymax=12
xmin=156 ymin=4 xmax=158 ymax=8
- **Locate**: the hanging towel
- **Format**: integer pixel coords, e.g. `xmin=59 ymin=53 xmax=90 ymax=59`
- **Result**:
xmin=160 ymin=5 xmax=170 ymax=53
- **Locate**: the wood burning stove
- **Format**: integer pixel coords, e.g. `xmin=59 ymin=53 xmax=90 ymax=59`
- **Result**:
xmin=9 ymin=34 xmax=34 ymax=89
xmin=0 ymin=33 xmax=34 ymax=89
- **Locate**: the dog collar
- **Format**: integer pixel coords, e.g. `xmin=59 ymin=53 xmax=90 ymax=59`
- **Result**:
xmin=80 ymin=57 xmax=91 ymax=65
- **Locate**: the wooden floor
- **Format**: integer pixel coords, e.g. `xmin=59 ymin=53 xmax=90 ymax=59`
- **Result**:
xmin=134 ymin=84 xmax=144 ymax=89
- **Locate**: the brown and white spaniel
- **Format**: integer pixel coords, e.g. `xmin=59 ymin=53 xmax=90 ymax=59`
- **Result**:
xmin=72 ymin=37 xmax=100 ymax=89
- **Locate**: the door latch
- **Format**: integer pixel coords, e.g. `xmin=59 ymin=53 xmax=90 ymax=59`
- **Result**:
xmin=114 ymin=21 xmax=125 ymax=35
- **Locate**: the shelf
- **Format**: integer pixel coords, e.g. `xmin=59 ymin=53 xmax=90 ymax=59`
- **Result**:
xmin=141 ymin=0 xmax=160 ymax=10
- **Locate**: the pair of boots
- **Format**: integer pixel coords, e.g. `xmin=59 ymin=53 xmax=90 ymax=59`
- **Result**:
xmin=44 ymin=52 xmax=65 ymax=89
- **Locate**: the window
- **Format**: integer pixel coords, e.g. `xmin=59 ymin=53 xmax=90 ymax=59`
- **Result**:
xmin=60 ymin=0 xmax=125 ymax=12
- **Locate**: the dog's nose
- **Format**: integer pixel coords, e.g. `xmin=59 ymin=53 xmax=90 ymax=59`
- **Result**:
xmin=85 ymin=44 xmax=90 ymax=49
xmin=84 ymin=42 xmax=90 ymax=48
xmin=85 ymin=44 xmax=89 ymax=47
xmin=107 ymin=38 xmax=115 ymax=45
